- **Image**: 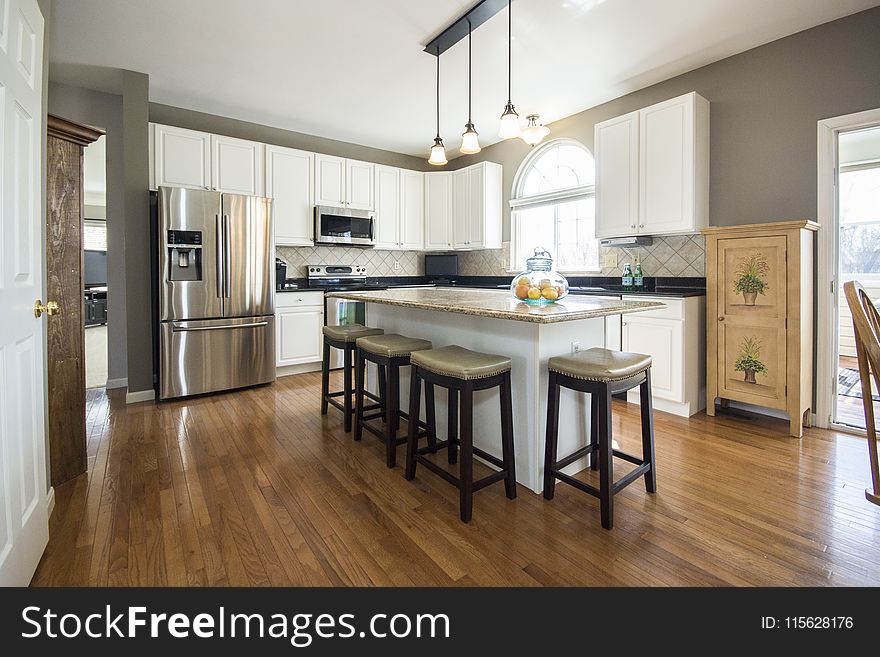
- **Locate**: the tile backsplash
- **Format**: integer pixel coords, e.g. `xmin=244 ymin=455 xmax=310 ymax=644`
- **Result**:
xmin=276 ymin=234 xmax=705 ymax=279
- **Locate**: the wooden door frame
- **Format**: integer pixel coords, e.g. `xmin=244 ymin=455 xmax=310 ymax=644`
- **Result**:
xmin=816 ymin=108 xmax=880 ymax=431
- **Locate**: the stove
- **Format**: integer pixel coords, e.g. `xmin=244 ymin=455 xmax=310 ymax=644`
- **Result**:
xmin=306 ymin=264 xmax=385 ymax=291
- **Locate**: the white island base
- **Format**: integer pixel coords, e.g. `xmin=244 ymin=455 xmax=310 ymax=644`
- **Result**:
xmin=363 ymin=303 xmax=607 ymax=494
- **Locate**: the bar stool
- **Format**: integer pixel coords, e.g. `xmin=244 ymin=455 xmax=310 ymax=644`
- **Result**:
xmin=405 ymin=345 xmax=516 ymax=523
xmin=354 ymin=333 xmax=434 ymax=468
xmin=543 ymin=347 xmax=656 ymax=529
xmin=321 ymin=324 xmax=384 ymax=432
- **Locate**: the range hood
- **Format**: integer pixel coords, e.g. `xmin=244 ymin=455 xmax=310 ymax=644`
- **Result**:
xmin=599 ymin=236 xmax=654 ymax=248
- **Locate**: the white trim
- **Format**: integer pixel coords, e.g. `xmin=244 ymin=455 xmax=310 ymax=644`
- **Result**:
xmin=509 ymin=184 xmax=595 ymax=209
xmin=277 ymin=362 xmax=322 ymax=377
xmin=105 ymin=377 xmax=128 ymax=390
xmin=47 ymin=487 xmax=56 ymax=518
xmin=126 ymin=389 xmax=156 ymax=404
xmin=816 ymin=108 xmax=880 ymax=429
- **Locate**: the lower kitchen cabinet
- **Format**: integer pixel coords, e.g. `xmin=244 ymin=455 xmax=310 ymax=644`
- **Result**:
xmin=276 ymin=292 xmax=324 ymax=369
xmin=621 ymin=295 xmax=705 ymax=417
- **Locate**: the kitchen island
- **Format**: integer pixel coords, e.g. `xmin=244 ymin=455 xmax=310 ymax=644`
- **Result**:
xmin=327 ymin=288 xmax=664 ymax=493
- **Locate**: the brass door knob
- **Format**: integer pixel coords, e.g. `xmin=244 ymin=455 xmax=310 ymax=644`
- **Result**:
xmin=718 ymin=316 xmax=725 ymax=321
xmin=34 ymin=300 xmax=60 ymax=318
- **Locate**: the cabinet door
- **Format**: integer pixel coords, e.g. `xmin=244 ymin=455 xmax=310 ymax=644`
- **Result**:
xmin=623 ymin=315 xmax=683 ymax=402
xmin=639 ymin=94 xmax=694 ymax=234
xmin=277 ymin=307 xmax=324 ymax=366
xmin=373 ymin=165 xmax=400 ymax=249
xmin=346 ymin=159 xmax=375 ymax=210
xmin=453 ymin=169 xmax=470 ymax=249
xmin=399 ymin=169 xmax=424 ymax=250
xmin=595 ymin=112 xmax=639 ymax=238
xmin=467 ymin=165 xmax=485 ymax=248
xmin=715 ymin=235 xmax=788 ymax=408
xmin=424 ymin=172 xmax=453 ymax=250
xmin=211 ymin=134 xmax=264 ymax=195
xmin=315 ymin=154 xmax=346 ymax=207
xmin=266 ymin=145 xmax=313 ymax=246
xmin=153 ymin=124 xmax=211 ymax=190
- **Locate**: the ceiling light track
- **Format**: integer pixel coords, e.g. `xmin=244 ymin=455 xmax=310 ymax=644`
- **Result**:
xmin=423 ymin=0 xmax=509 ymax=57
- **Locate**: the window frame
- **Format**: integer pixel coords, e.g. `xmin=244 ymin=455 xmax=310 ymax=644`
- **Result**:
xmin=508 ymin=138 xmax=600 ymax=274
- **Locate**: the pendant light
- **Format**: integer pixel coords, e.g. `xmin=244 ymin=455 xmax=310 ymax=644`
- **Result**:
xmin=428 ymin=49 xmax=448 ymax=166
xmin=498 ymin=0 xmax=521 ymax=139
xmin=460 ymin=19 xmax=481 ymax=155
xmin=521 ymin=114 xmax=550 ymax=147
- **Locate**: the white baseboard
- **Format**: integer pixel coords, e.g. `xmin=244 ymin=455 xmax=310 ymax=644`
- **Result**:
xmin=126 ymin=389 xmax=155 ymax=404
xmin=47 ymin=486 xmax=56 ymax=518
xmin=105 ymin=377 xmax=128 ymax=390
xmin=277 ymin=362 xmax=322 ymax=377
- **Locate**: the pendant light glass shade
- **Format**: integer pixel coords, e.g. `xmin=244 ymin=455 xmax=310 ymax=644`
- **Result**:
xmin=521 ymin=114 xmax=550 ymax=146
xmin=498 ymin=0 xmax=521 ymax=139
xmin=429 ymin=137 xmax=448 ymax=165
xmin=460 ymin=124 xmax=481 ymax=154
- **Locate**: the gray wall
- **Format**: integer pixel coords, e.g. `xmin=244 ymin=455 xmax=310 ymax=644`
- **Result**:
xmin=48 ymin=81 xmax=129 ymax=385
xmin=150 ymin=103 xmax=430 ymax=171
xmin=451 ymin=6 xmax=880 ymax=240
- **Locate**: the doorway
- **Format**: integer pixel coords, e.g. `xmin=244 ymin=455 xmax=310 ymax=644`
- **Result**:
xmin=83 ymin=136 xmax=108 ymax=389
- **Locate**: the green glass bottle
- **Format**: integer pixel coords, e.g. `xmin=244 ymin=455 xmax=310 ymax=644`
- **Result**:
xmin=621 ymin=263 xmax=633 ymax=290
xmin=634 ymin=261 xmax=644 ymax=289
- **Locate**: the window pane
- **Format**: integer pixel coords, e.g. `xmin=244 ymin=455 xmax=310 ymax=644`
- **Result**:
xmin=83 ymin=219 xmax=107 ymax=251
xmin=840 ymin=167 xmax=880 ymax=224
xmin=515 ymin=206 xmax=555 ymax=270
xmin=555 ymin=199 xmax=598 ymax=271
xmin=518 ymin=141 xmax=595 ymax=197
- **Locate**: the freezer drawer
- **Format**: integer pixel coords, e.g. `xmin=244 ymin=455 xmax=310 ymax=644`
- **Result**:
xmin=160 ymin=316 xmax=276 ymax=399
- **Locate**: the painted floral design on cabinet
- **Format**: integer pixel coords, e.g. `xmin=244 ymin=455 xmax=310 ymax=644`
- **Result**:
xmin=732 ymin=252 xmax=769 ymax=306
xmin=733 ymin=335 xmax=768 ymax=384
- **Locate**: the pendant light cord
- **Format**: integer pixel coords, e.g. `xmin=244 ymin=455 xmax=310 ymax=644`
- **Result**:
xmin=435 ymin=49 xmax=440 ymax=139
xmin=467 ymin=18 xmax=473 ymax=124
xmin=507 ymin=0 xmax=512 ymax=104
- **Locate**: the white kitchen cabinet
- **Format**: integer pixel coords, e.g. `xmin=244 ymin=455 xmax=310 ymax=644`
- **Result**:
xmin=593 ymin=92 xmax=708 ymax=239
xmin=595 ymin=111 xmax=639 ymax=239
xmin=373 ymin=165 xmax=400 ymax=249
xmin=448 ymin=161 xmax=502 ymax=250
xmin=153 ymin=124 xmax=212 ymax=190
xmin=314 ymin=154 xmax=346 ymax=207
xmin=266 ymin=145 xmax=313 ymax=246
xmin=276 ymin=292 xmax=324 ymax=368
xmin=211 ymin=134 xmax=264 ymax=195
xmin=424 ymin=172 xmax=453 ymax=250
xmin=621 ymin=295 xmax=706 ymax=417
xmin=346 ymin=159 xmax=375 ymax=211
xmin=453 ymin=169 xmax=470 ymax=249
xmin=399 ymin=169 xmax=424 ymax=250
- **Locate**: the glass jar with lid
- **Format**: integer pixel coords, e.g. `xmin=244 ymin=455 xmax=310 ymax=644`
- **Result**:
xmin=510 ymin=248 xmax=569 ymax=305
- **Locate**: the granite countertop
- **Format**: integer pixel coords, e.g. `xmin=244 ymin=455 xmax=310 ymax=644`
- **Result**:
xmin=326 ymin=288 xmax=664 ymax=324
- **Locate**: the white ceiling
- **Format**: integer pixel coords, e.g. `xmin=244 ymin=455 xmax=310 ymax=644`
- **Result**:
xmin=49 ymin=0 xmax=880 ymax=158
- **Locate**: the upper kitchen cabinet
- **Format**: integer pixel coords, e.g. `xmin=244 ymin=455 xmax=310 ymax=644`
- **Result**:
xmin=445 ymin=161 xmax=502 ymax=251
xmin=452 ymin=169 xmax=470 ymax=249
xmin=346 ymin=159 xmax=375 ymax=211
xmin=314 ymin=154 xmax=375 ymax=210
xmin=424 ymin=171 xmax=453 ymax=250
xmin=399 ymin=169 xmax=424 ymax=250
xmin=211 ymin=134 xmax=265 ymax=196
xmin=266 ymin=145 xmax=313 ymax=246
xmin=594 ymin=92 xmax=709 ymax=239
xmin=373 ymin=165 xmax=401 ymax=249
xmin=153 ymin=124 xmax=212 ymax=190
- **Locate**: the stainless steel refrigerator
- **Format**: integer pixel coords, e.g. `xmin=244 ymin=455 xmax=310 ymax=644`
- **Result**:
xmin=158 ymin=186 xmax=275 ymax=399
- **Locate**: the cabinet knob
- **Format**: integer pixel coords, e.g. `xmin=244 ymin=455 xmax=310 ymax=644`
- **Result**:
xmin=718 ymin=316 xmax=725 ymax=321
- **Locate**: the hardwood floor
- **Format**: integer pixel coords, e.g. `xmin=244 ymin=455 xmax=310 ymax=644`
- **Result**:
xmin=32 ymin=372 xmax=880 ymax=586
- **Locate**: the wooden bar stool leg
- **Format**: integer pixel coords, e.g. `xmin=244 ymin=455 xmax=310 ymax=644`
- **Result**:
xmin=377 ymin=362 xmax=386 ymax=418
xmin=447 ymin=388 xmax=458 ymax=464
xmin=500 ymin=371 xmax=516 ymax=500
xmin=459 ymin=384 xmax=474 ymax=522
xmin=425 ymin=382 xmax=437 ymax=447
xmin=320 ymin=339 xmax=331 ymax=415
xmin=639 ymin=369 xmax=657 ymax=493
xmin=598 ymin=382 xmax=614 ymax=530
xmin=543 ymin=371 xmax=561 ymax=500
xmin=405 ymin=368 xmax=421 ymax=481
xmin=385 ymin=363 xmax=400 ymax=468
xmin=354 ymin=349 xmax=366 ymax=442
xmin=589 ymin=391 xmax=600 ymax=471
xmin=342 ymin=344 xmax=353 ymax=432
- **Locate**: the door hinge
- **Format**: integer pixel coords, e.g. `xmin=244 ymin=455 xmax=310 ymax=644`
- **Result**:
xmin=831 ymin=280 xmax=835 ymax=294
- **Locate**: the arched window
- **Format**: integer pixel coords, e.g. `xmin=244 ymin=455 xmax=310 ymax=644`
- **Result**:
xmin=510 ymin=139 xmax=599 ymax=272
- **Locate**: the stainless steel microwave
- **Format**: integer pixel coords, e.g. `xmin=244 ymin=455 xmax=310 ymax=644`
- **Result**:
xmin=314 ymin=205 xmax=374 ymax=247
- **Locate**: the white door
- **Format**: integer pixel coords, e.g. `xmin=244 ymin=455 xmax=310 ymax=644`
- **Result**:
xmin=314 ymin=154 xmax=346 ymax=207
xmin=399 ymin=169 xmax=424 ymax=250
xmin=373 ymin=165 xmax=400 ymax=249
xmin=595 ymin=111 xmax=639 ymax=238
xmin=453 ymin=168 xmax=470 ymax=249
xmin=622 ymin=315 xmax=683 ymax=402
xmin=266 ymin=145 xmax=313 ymax=246
xmin=0 ymin=0 xmax=49 ymax=586
xmin=639 ymin=93 xmax=695 ymax=235
xmin=346 ymin=159 xmax=374 ymax=210
xmin=277 ymin=307 xmax=324 ymax=366
xmin=424 ymin=172 xmax=453 ymax=250
xmin=153 ymin=123 xmax=212 ymax=190
xmin=467 ymin=164 xmax=485 ymax=248
xmin=211 ymin=134 xmax=264 ymax=195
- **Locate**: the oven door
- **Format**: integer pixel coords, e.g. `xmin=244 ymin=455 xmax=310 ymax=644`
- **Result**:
xmin=314 ymin=205 xmax=374 ymax=246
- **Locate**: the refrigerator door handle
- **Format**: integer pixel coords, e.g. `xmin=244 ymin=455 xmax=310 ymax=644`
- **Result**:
xmin=223 ymin=213 xmax=232 ymax=298
xmin=215 ymin=213 xmax=224 ymax=298
xmin=171 ymin=320 xmax=269 ymax=332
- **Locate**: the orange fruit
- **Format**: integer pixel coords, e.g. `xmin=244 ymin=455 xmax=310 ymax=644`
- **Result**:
xmin=527 ymin=287 xmax=542 ymax=300
xmin=542 ymin=288 xmax=559 ymax=300
xmin=514 ymin=284 xmax=530 ymax=300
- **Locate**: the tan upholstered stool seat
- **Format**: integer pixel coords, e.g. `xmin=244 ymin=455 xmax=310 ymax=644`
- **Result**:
xmin=356 ymin=333 xmax=432 ymax=358
xmin=548 ymin=347 xmax=651 ymax=382
xmin=322 ymin=324 xmax=384 ymax=342
xmin=411 ymin=345 xmax=512 ymax=381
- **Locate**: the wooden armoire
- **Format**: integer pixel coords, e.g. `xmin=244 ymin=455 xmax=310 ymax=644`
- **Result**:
xmin=702 ymin=220 xmax=819 ymax=437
